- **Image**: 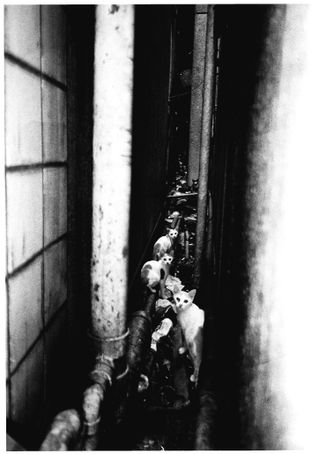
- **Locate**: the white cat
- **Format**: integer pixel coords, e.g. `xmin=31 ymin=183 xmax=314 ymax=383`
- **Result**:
xmin=153 ymin=229 xmax=178 ymax=260
xmin=172 ymin=285 xmax=204 ymax=386
xmin=140 ymin=254 xmax=173 ymax=297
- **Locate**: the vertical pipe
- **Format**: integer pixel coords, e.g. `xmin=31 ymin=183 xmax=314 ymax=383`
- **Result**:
xmin=241 ymin=4 xmax=320 ymax=449
xmin=187 ymin=5 xmax=208 ymax=187
xmin=90 ymin=5 xmax=134 ymax=357
xmin=194 ymin=5 xmax=215 ymax=287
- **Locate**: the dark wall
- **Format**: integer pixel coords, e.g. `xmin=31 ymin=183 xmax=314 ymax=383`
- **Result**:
xmin=206 ymin=5 xmax=284 ymax=449
xmin=128 ymin=5 xmax=174 ymax=308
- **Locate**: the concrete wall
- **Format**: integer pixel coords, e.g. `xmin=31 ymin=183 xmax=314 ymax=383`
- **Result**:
xmin=208 ymin=4 xmax=320 ymax=449
xmin=5 ymin=5 xmax=95 ymax=447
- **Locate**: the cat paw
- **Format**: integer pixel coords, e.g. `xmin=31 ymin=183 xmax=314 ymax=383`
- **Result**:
xmin=178 ymin=347 xmax=186 ymax=355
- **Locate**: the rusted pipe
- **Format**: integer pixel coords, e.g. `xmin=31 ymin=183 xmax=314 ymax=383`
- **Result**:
xmin=90 ymin=4 xmax=134 ymax=357
xmin=144 ymin=291 xmax=157 ymax=320
xmin=40 ymin=410 xmax=81 ymax=451
xmin=88 ymin=354 xmax=114 ymax=391
xmin=80 ymin=355 xmax=114 ymax=450
xmin=188 ymin=5 xmax=208 ymax=186
xmin=110 ymin=310 xmax=152 ymax=424
xmin=82 ymin=384 xmax=104 ymax=450
xmin=194 ymin=5 xmax=215 ymax=288
xmin=126 ymin=310 xmax=152 ymax=374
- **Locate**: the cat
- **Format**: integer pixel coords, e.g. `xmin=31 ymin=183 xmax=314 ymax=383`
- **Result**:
xmin=140 ymin=254 xmax=173 ymax=298
xmin=153 ymin=228 xmax=178 ymax=260
xmin=172 ymin=285 xmax=204 ymax=386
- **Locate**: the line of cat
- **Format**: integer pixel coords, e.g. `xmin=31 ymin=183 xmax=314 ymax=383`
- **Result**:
xmin=140 ymin=223 xmax=205 ymax=388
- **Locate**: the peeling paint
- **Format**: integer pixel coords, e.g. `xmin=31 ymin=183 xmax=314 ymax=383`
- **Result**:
xmin=99 ymin=205 xmax=104 ymax=220
xmin=91 ymin=4 xmax=133 ymax=343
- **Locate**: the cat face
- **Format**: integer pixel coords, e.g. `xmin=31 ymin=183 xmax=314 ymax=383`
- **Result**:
xmin=168 ymin=228 xmax=178 ymax=239
xmin=161 ymin=254 xmax=173 ymax=266
xmin=173 ymin=287 xmax=197 ymax=311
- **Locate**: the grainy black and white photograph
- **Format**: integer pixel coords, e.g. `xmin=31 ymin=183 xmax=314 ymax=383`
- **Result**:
xmin=2 ymin=1 xmax=320 ymax=451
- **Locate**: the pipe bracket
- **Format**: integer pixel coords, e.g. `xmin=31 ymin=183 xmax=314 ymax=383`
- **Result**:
xmin=90 ymin=368 xmax=113 ymax=387
xmin=84 ymin=416 xmax=101 ymax=436
xmin=88 ymin=328 xmax=129 ymax=358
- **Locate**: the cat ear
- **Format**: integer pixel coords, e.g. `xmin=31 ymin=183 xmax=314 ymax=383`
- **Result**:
xmin=173 ymin=284 xmax=180 ymax=294
xmin=188 ymin=289 xmax=197 ymax=301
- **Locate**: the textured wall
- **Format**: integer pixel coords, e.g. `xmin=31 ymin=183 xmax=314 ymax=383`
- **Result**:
xmin=208 ymin=4 xmax=320 ymax=450
xmin=208 ymin=5 xmax=275 ymax=449
xmin=5 ymin=5 xmax=95 ymax=448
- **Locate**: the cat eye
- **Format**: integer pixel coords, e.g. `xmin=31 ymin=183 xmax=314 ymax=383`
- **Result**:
xmin=177 ymin=297 xmax=180 ymax=301
xmin=184 ymin=300 xmax=188 ymax=303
